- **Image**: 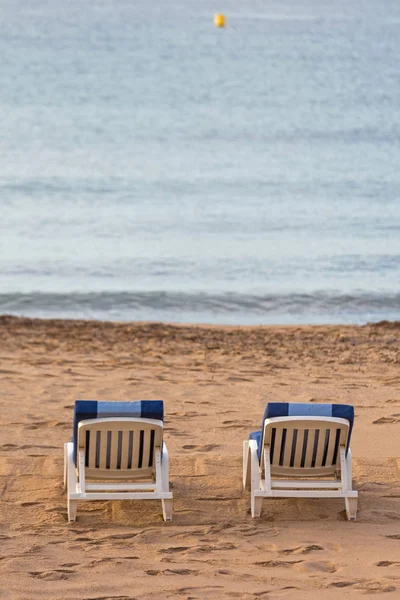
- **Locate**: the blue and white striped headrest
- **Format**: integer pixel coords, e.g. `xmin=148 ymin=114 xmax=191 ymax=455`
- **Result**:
xmin=73 ymin=400 xmax=164 ymax=463
xmin=262 ymin=402 xmax=354 ymax=448
xmin=264 ymin=402 xmax=353 ymax=422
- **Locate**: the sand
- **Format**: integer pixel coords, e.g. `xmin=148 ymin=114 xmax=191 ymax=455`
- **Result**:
xmin=0 ymin=316 xmax=399 ymax=599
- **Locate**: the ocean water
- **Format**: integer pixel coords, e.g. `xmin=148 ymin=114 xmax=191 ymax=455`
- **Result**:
xmin=1 ymin=0 xmax=399 ymax=325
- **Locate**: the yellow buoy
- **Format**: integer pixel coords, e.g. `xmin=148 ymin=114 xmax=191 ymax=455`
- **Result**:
xmin=214 ymin=13 xmax=226 ymax=28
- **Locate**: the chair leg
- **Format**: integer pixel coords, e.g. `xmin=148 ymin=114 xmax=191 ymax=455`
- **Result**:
xmin=63 ymin=443 xmax=68 ymax=491
xmin=345 ymin=497 xmax=357 ymax=521
xmin=68 ymin=499 xmax=78 ymax=522
xmin=247 ymin=440 xmax=262 ymax=517
xmin=161 ymin=443 xmax=170 ymax=492
xmin=243 ymin=441 xmax=251 ymax=490
xmin=342 ymin=448 xmax=357 ymax=520
xmin=251 ymin=494 xmax=263 ymax=518
xmin=345 ymin=450 xmax=353 ymax=491
xmin=162 ymin=499 xmax=173 ymax=522
xmin=66 ymin=442 xmax=78 ymax=522
xmin=160 ymin=443 xmax=173 ymax=522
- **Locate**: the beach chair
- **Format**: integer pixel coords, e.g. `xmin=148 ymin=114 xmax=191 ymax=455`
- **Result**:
xmin=243 ymin=403 xmax=358 ymax=520
xmin=64 ymin=400 xmax=173 ymax=522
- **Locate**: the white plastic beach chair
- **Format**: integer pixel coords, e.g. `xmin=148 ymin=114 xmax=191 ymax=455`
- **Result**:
xmin=64 ymin=400 xmax=173 ymax=522
xmin=243 ymin=403 xmax=358 ymax=520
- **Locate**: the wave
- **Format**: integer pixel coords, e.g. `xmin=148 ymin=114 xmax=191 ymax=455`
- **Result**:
xmin=0 ymin=291 xmax=399 ymax=325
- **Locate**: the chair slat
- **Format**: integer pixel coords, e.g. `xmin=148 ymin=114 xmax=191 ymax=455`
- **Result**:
xmin=292 ymin=429 xmax=304 ymax=468
xmin=271 ymin=428 xmax=282 ymax=466
xmin=313 ymin=428 xmax=328 ymax=468
xmin=105 ymin=431 xmax=112 ymax=468
xmin=119 ymin=430 xmax=130 ymax=470
xmin=331 ymin=428 xmax=341 ymax=466
xmin=138 ymin=430 xmax=144 ymax=468
xmin=324 ymin=428 xmax=340 ymax=467
xmin=88 ymin=429 xmax=97 ymax=469
xmin=148 ymin=429 xmax=155 ymax=467
xmin=300 ymin=429 xmax=309 ymax=468
xmin=116 ymin=430 xmax=123 ymax=469
xmin=303 ymin=428 xmax=317 ymax=468
xmin=310 ymin=429 xmax=320 ymax=468
xmin=141 ymin=429 xmax=152 ymax=470
xmin=279 ymin=428 xmax=288 ymax=466
xmin=96 ymin=430 xmax=102 ymax=468
xmin=109 ymin=430 xmax=120 ymax=469
xmin=126 ymin=431 xmax=134 ymax=469
xmin=289 ymin=428 xmax=298 ymax=467
xmin=272 ymin=428 xmax=288 ymax=467
xmin=85 ymin=431 xmax=90 ymax=467
xmin=321 ymin=429 xmax=331 ymax=467
xmin=98 ymin=430 xmax=108 ymax=469
xmin=132 ymin=428 xmax=141 ymax=469
xmin=269 ymin=428 xmax=277 ymax=464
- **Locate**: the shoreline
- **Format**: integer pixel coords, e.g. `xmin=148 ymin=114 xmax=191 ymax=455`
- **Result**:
xmin=1 ymin=312 xmax=400 ymax=334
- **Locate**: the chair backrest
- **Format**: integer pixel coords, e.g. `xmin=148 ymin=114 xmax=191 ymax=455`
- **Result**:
xmin=73 ymin=400 xmax=164 ymax=470
xmin=260 ymin=403 xmax=354 ymax=477
xmin=77 ymin=417 xmax=163 ymax=479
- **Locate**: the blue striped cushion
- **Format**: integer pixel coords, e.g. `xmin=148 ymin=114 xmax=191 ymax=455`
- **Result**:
xmin=73 ymin=400 xmax=164 ymax=464
xmin=250 ymin=402 xmax=354 ymax=461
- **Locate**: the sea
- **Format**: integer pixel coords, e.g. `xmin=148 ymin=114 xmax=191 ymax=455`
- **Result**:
xmin=1 ymin=0 xmax=399 ymax=326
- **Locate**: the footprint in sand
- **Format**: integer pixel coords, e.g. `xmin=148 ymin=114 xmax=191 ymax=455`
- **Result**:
xmin=376 ymin=561 xmax=400 ymax=567
xmin=190 ymin=543 xmax=237 ymax=553
xmin=1 ymin=444 xmax=19 ymax=451
xmin=308 ymin=397 xmax=335 ymax=404
xmin=256 ymin=560 xmax=303 ymax=568
xmin=164 ymin=569 xmax=199 ymax=576
xmin=86 ymin=597 xmax=134 ymax=600
xmin=164 ymin=427 xmax=186 ymax=437
xmin=295 ymin=561 xmax=337 ymax=573
xmin=373 ymin=416 xmax=400 ymax=424
xmin=355 ymin=581 xmax=397 ymax=593
xmin=88 ymin=558 xmax=136 ymax=567
xmin=182 ymin=444 xmax=220 ymax=452
xmin=146 ymin=568 xmax=199 ymax=576
xmin=221 ymin=420 xmax=253 ymax=429
xmin=169 ymin=411 xmax=207 ymax=419
xmin=176 ymin=586 xmax=224 ymax=593
xmin=29 ymin=569 xmax=75 ymax=581
xmin=25 ymin=420 xmax=69 ymax=430
xmin=167 ymin=529 xmax=208 ymax=539
xmin=233 ymin=525 xmax=279 ymax=538
xmin=382 ymin=377 xmax=400 ymax=386
xmin=159 ymin=546 xmax=192 ymax=554
xmin=279 ymin=544 xmax=324 ymax=555
xmin=107 ymin=533 xmax=140 ymax=540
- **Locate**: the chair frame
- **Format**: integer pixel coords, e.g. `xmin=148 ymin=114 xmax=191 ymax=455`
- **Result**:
xmin=64 ymin=417 xmax=173 ymax=522
xmin=243 ymin=416 xmax=358 ymax=520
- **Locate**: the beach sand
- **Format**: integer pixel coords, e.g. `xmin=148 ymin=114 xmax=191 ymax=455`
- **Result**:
xmin=1 ymin=316 xmax=399 ymax=599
